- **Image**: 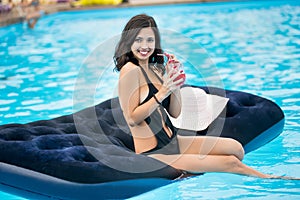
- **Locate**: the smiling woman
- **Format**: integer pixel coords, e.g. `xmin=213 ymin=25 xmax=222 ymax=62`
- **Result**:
xmin=114 ymin=15 xmax=164 ymax=73
xmin=131 ymin=28 xmax=155 ymax=58
xmin=1 ymin=1 xmax=300 ymax=199
xmin=131 ymin=27 xmax=155 ymax=55
xmin=113 ymin=14 xmax=298 ymax=179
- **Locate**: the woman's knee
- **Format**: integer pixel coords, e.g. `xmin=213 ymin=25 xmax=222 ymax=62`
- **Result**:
xmin=225 ymin=155 xmax=243 ymax=172
xmin=237 ymin=146 xmax=245 ymax=161
xmin=230 ymin=139 xmax=244 ymax=160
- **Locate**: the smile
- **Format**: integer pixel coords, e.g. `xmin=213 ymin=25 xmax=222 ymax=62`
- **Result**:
xmin=138 ymin=49 xmax=151 ymax=56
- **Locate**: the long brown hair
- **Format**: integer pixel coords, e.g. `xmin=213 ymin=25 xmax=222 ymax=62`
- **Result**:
xmin=114 ymin=14 xmax=165 ymax=74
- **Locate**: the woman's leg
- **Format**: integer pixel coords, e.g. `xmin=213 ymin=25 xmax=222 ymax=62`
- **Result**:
xmin=148 ymin=154 xmax=272 ymax=178
xmin=177 ymin=135 xmax=245 ymax=160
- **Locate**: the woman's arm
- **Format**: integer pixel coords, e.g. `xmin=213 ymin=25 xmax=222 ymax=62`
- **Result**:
xmin=168 ymin=88 xmax=182 ymax=118
xmin=155 ymin=55 xmax=184 ymax=118
xmin=119 ymin=62 xmax=184 ymax=125
xmin=154 ymin=87 xmax=182 ymax=118
xmin=118 ymin=62 xmax=163 ymax=126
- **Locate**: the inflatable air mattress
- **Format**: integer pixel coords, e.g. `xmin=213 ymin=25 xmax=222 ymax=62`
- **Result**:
xmin=0 ymin=86 xmax=284 ymax=199
xmin=72 ymin=0 xmax=122 ymax=6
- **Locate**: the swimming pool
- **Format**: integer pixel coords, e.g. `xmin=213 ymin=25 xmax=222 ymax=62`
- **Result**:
xmin=0 ymin=0 xmax=299 ymax=199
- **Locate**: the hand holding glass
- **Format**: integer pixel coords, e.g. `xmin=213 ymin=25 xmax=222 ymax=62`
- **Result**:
xmin=157 ymin=52 xmax=186 ymax=86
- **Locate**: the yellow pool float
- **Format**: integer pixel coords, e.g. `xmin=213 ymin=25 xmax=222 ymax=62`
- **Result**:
xmin=73 ymin=0 xmax=122 ymax=6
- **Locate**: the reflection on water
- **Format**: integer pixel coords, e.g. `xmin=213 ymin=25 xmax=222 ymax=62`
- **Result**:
xmin=131 ymin=173 xmax=300 ymax=200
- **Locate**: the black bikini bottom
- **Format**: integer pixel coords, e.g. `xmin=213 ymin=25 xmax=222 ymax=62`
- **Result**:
xmin=142 ymin=135 xmax=180 ymax=155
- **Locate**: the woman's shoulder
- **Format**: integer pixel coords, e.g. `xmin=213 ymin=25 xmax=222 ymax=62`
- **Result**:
xmin=119 ymin=62 xmax=140 ymax=76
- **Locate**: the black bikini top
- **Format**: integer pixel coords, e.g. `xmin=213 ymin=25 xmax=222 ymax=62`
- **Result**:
xmin=139 ymin=66 xmax=170 ymax=109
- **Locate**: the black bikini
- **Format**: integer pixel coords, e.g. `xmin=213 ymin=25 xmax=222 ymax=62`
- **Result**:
xmin=138 ymin=66 xmax=180 ymax=155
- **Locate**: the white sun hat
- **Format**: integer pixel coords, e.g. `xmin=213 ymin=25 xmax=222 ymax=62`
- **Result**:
xmin=168 ymin=86 xmax=229 ymax=131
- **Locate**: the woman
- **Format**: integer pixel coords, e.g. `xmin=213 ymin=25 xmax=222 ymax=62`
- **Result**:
xmin=21 ymin=0 xmax=41 ymax=29
xmin=114 ymin=14 xmax=296 ymax=179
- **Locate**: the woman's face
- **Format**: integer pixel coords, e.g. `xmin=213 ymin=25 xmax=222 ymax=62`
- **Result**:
xmin=131 ymin=27 xmax=155 ymax=63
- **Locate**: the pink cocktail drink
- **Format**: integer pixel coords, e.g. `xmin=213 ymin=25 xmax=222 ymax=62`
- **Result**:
xmin=158 ymin=52 xmax=186 ymax=86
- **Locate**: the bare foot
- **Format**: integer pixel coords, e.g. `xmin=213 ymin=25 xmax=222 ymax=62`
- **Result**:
xmin=265 ymin=174 xmax=300 ymax=180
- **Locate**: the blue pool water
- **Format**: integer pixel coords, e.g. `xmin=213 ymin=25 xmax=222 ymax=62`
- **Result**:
xmin=1 ymin=0 xmax=300 ymax=199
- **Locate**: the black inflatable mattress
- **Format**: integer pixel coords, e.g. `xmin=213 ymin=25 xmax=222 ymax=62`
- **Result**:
xmin=0 ymin=86 xmax=285 ymax=199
